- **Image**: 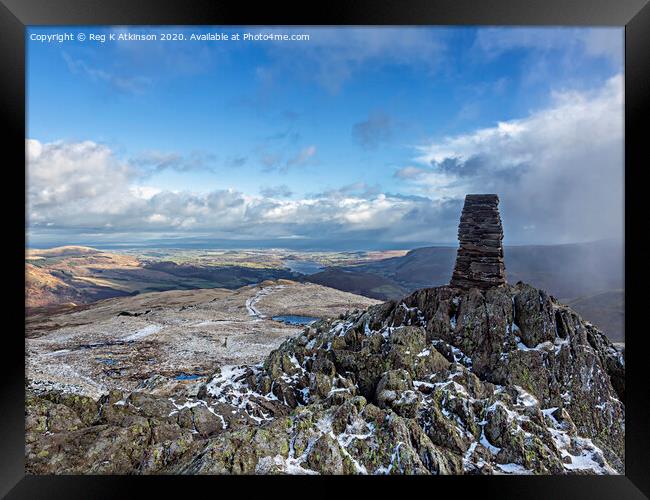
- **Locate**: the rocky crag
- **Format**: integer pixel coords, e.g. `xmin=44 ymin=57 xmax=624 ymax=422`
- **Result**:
xmin=26 ymin=196 xmax=624 ymax=475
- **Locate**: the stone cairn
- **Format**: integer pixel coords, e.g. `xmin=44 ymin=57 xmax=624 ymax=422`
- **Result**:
xmin=450 ymin=194 xmax=506 ymax=290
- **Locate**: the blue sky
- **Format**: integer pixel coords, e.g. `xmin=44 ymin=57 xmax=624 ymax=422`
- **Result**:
xmin=26 ymin=26 xmax=624 ymax=249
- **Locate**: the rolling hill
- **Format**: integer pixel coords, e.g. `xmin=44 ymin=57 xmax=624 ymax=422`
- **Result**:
xmin=25 ymin=247 xmax=299 ymax=311
xmin=304 ymin=268 xmax=408 ymax=300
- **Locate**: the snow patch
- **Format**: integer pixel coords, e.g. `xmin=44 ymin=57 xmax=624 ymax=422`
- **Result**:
xmin=122 ymin=324 xmax=163 ymax=341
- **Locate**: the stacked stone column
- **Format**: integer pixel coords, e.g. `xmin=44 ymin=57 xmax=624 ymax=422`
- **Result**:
xmin=450 ymin=194 xmax=506 ymax=290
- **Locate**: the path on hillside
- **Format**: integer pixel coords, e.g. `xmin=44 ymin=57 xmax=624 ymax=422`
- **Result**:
xmin=245 ymin=285 xmax=286 ymax=319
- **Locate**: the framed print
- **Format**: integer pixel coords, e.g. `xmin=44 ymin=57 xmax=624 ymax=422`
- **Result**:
xmin=2 ymin=0 xmax=649 ymax=497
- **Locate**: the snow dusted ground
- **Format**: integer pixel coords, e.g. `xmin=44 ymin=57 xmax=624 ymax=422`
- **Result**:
xmin=25 ymin=281 xmax=623 ymax=476
xmin=26 ymin=281 xmax=379 ymax=399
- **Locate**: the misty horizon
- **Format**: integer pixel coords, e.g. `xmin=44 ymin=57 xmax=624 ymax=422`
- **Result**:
xmin=25 ymin=236 xmax=624 ymax=253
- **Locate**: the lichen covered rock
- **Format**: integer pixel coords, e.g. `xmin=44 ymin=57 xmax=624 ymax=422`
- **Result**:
xmin=25 ymin=280 xmax=624 ymax=476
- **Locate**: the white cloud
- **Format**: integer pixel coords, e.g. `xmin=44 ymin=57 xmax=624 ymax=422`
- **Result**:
xmin=259 ymin=27 xmax=446 ymax=93
xmin=62 ymin=52 xmax=152 ymax=94
xmin=474 ymin=27 xmax=623 ymax=66
xmin=27 ymin=139 xmax=140 ymax=226
xmin=26 ymin=138 xmax=456 ymax=244
xmin=401 ymin=74 xmax=624 ymax=243
xmin=129 ymin=186 xmax=161 ymax=200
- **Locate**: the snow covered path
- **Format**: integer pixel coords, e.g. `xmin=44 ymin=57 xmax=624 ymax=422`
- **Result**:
xmin=245 ymin=285 xmax=286 ymax=319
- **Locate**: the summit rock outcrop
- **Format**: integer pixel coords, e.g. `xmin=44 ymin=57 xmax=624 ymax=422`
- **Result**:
xmin=26 ymin=281 xmax=624 ymax=475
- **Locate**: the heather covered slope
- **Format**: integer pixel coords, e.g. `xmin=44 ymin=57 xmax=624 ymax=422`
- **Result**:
xmin=26 ymin=281 xmax=624 ymax=475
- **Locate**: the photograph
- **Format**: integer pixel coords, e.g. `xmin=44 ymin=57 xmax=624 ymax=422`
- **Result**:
xmin=24 ymin=25 xmax=626 ymax=476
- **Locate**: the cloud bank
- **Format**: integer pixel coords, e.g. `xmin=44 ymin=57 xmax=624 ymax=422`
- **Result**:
xmin=27 ymin=74 xmax=623 ymax=247
xmin=398 ymin=74 xmax=624 ymax=243
xmin=26 ymin=139 xmax=458 ymax=245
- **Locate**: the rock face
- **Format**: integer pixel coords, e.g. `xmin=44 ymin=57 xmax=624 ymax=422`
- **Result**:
xmin=26 ymin=281 xmax=624 ymax=475
xmin=25 ymin=199 xmax=624 ymax=475
xmin=450 ymin=194 xmax=506 ymax=290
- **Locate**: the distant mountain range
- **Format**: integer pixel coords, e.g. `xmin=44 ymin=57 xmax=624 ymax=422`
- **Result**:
xmin=25 ymin=240 xmax=624 ymax=341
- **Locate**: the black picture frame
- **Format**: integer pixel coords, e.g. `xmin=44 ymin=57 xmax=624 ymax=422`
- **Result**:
xmin=2 ymin=0 xmax=648 ymax=497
